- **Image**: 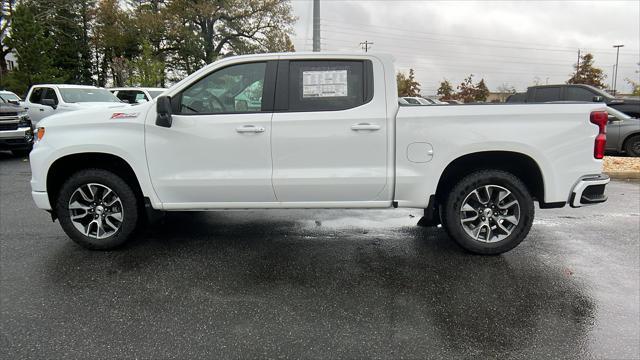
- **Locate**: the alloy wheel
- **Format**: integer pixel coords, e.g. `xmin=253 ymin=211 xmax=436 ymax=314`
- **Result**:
xmin=459 ymin=185 xmax=520 ymax=243
xmin=68 ymin=183 xmax=124 ymax=239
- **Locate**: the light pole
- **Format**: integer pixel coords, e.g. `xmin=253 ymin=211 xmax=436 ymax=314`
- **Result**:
xmin=612 ymin=44 xmax=624 ymax=96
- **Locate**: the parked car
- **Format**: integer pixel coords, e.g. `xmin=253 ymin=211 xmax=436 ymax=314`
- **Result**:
xmin=506 ymin=84 xmax=640 ymax=118
xmin=605 ymin=106 xmax=640 ymax=156
xmin=398 ymin=97 xmax=414 ymax=105
xmin=30 ymin=52 xmax=609 ymax=255
xmin=445 ymin=100 xmax=463 ymax=104
xmin=0 ymin=90 xmax=23 ymax=106
xmin=24 ymin=84 xmax=125 ymax=125
xmin=400 ymin=96 xmax=432 ymax=105
xmin=109 ymin=87 xmax=166 ymax=104
xmin=427 ymin=98 xmax=448 ymax=105
xmin=0 ymin=97 xmax=33 ymax=156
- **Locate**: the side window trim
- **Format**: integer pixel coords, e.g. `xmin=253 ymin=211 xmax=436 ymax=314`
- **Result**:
xmin=172 ymin=60 xmax=276 ymax=116
xmin=274 ymin=60 xmax=289 ymax=111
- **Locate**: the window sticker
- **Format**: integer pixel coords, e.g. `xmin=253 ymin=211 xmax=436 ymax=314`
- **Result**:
xmin=302 ymin=70 xmax=348 ymax=98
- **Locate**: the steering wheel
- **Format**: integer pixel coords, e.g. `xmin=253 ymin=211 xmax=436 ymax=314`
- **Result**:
xmin=206 ymin=94 xmax=226 ymax=113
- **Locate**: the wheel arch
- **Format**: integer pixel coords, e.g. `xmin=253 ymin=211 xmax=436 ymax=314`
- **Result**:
xmin=47 ymin=152 xmax=144 ymax=217
xmin=435 ymin=151 xmax=546 ymax=206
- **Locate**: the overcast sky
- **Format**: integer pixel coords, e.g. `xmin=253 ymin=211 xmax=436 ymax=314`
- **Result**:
xmin=290 ymin=0 xmax=640 ymax=95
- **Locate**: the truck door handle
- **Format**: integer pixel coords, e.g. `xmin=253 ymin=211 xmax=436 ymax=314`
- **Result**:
xmin=351 ymin=123 xmax=380 ymax=131
xmin=236 ymin=125 xmax=265 ymax=133
xmin=39 ymin=109 xmax=44 ymax=112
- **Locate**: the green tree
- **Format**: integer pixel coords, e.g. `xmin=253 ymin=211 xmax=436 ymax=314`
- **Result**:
xmin=93 ymin=0 xmax=140 ymax=86
xmin=625 ymin=62 xmax=640 ymax=96
xmin=397 ymin=68 xmax=421 ymax=97
xmin=129 ymin=41 xmax=165 ymax=86
xmin=131 ymin=0 xmax=169 ymax=85
xmin=474 ymin=78 xmax=489 ymax=102
xmin=455 ymin=74 xmax=490 ymax=103
xmin=568 ymin=53 xmax=606 ymax=88
xmin=0 ymin=0 xmax=16 ymax=78
xmin=436 ymin=79 xmax=454 ymax=101
xmin=165 ymin=0 xmax=296 ymax=68
xmin=4 ymin=3 xmax=61 ymax=95
xmin=456 ymin=75 xmax=476 ymax=103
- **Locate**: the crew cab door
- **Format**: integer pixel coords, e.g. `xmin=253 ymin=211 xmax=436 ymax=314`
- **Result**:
xmin=26 ymin=87 xmax=57 ymax=124
xmin=145 ymin=61 xmax=278 ymax=206
xmin=270 ymin=59 xmax=388 ymax=202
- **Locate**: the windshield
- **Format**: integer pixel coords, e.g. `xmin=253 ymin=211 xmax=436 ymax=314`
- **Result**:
xmin=59 ymin=88 xmax=121 ymax=103
xmin=0 ymin=93 xmax=21 ymax=102
xmin=147 ymin=90 xmax=164 ymax=99
xmin=607 ymin=106 xmax=632 ymax=120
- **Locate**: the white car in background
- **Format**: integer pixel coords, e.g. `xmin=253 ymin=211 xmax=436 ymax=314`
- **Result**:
xmin=0 ymin=90 xmax=23 ymax=107
xmin=400 ymin=96 xmax=433 ymax=105
xmin=109 ymin=87 xmax=166 ymax=104
xmin=24 ymin=85 xmax=126 ymax=125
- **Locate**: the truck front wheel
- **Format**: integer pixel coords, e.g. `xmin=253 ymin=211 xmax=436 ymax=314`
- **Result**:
xmin=55 ymin=169 xmax=140 ymax=250
xmin=442 ymin=170 xmax=534 ymax=255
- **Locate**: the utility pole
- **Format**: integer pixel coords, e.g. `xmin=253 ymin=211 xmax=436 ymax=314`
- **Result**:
xmin=576 ymin=49 xmax=580 ymax=76
xmin=612 ymin=44 xmax=624 ymax=96
xmin=312 ymin=0 xmax=320 ymax=52
xmin=611 ymin=64 xmax=615 ymax=92
xmin=360 ymin=40 xmax=373 ymax=52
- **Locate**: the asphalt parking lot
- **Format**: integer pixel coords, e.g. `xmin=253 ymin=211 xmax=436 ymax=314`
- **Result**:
xmin=1 ymin=152 xmax=639 ymax=359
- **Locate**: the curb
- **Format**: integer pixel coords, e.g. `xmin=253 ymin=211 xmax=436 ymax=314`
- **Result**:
xmin=604 ymin=171 xmax=640 ymax=180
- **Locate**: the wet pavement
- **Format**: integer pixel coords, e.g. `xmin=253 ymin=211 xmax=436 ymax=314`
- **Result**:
xmin=1 ymin=152 xmax=639 ymax=359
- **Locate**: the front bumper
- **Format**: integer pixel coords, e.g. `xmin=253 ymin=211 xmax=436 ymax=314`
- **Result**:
xmin=570 ymin=174 xmax=609 ymax=208
xmin=32 ymin=191 xmax=52 ymax=210
xmin=0 ymin=127 xmax=33 ymax=150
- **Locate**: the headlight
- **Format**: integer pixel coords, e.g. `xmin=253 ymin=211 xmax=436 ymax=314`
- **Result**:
xmin=17 ymin=113 xmax=32 ymax=128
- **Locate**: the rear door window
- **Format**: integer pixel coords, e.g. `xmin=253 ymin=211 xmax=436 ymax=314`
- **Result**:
xmin=42 ymin=88 xmax=59 ymax=105
xmin=533 ymin=87 xmax=561 ymax=102
xmin=287 ymin=60 xmax=369 ymax=112
xmin=566 ymin=87 xmax=596 ymax=101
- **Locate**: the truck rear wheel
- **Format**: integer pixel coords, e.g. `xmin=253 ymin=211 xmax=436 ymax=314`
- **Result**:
xmin=55 ymin=169 xmax=140 ymax=250
xmin=441 ymin=170 xmax=534 ymax=255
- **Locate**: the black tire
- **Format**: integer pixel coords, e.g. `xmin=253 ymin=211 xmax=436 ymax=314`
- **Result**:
xmin=624 ymin=134 xmax=640 ymax=157
xmin=11 ymin=146 xmax=31 ymax=157
xmin=441 ymin=170 xmax=534 ymax=255
xmin=55 ymin=169 xmax=140 ymax=250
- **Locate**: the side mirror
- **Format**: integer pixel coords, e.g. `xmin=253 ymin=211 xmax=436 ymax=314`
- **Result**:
xmin=608 ymin=115 xmax=621 ymax=123
xmin=41 ymin=99 xmax=57 ymax=109
xmin=592 ymin=96 xmax=604 ymax=102
xmin=156 ymin=96 xmax=172 ymax=128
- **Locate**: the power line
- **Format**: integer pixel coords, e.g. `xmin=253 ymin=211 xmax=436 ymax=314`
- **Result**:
xmin=321 ymin=19 xmax=640 ymax=55
xmin=320 ymin=21 xmax=640 ymax=56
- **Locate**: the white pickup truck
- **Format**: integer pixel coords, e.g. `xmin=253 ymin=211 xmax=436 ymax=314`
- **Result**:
xmin=24 ymin=84 xmax=124 ymax=125
xmin=29 ymin=53 xmax=610 ymax=254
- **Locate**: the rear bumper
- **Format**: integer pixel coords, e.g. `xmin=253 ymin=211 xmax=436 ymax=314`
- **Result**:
xmin=570 ymin=174 xmax=609 ymax=208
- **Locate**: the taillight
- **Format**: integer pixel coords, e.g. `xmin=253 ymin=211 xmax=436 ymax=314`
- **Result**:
xmin=590 ymin=111 xmax=607 ymax=159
